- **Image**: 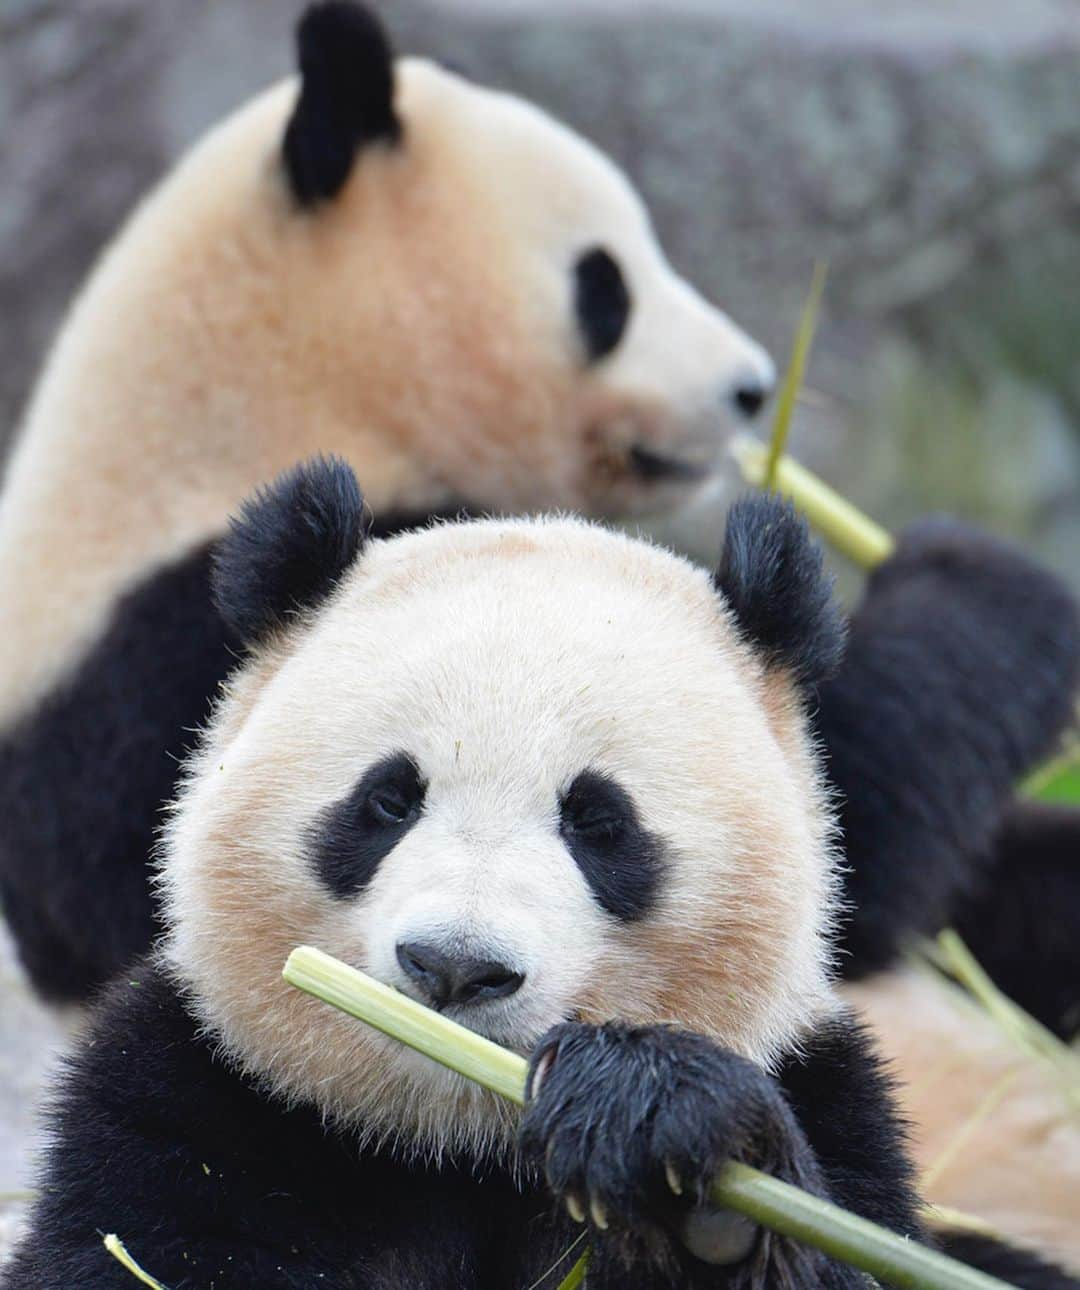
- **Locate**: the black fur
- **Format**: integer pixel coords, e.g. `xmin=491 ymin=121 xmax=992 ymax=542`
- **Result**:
xmin=820 ymin=519 xmax=1080 ymax=978
xmin=0 ymin=495 xmax=464 ymax=1003
xmin=0 ymin=545 xmax=233 ymax=1001
xmin=952 ymin=800 xmax=1080 ymax=1037
xmin=558 ymin=771 xmax=665 ymax=921
xmin=2 ymin=965 xmax=559 ymax=1290
xmin=937 ymin=1232 xmax=1080 ymax=1289
xmin=5 ymin=966 xmax=924 ymax=1290
xmin=715 ymin=495 xmax=846 ymax=696
xmin=283 ymin=1 xmax=400 ymax=206
xmin=309 ymin=752 xmax=427 ymax=899
xmin=776 ymin=1017 xmax=922 ymax=1238
xmin=575 ymin=247 xmax=632 ymax=363
xmin=211 ymin=456 xmax=370 ymax=648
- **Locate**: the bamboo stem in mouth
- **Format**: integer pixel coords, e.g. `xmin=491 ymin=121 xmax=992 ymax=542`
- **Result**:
xmin=283 ymin=946 xmax=1015 ymax=1290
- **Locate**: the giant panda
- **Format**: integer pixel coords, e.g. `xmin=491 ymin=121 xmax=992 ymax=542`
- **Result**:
xmin=0 ymin=1 xmax=776 ymax=1003
xmin=4 ymin=461 xmax=1076 ymax=1289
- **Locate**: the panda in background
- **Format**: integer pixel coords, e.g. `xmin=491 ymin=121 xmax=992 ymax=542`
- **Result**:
xmin=5 ymin=461 xmax=1077 ymax=1290
xmin=0 ymin=2 xmax=775 ymax=1002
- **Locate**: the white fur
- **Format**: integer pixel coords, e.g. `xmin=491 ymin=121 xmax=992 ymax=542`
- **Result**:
xmin=158 ymin=517 xmax=837 ymax=1161
xmin=0 ymin=57 xmax=771 ymax=730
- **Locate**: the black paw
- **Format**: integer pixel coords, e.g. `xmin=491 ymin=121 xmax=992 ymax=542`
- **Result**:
xmin=519 ymin=1022 xmax=825 ymax=1272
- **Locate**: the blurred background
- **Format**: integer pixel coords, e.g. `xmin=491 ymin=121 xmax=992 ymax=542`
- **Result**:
xmin=2 ymin=0 xmax=1080 ymax=591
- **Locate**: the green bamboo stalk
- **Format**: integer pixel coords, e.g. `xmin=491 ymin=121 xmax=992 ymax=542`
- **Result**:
xmin=283 ymin=946 xmax=1017 ymax=1290
xmin=731 ymin=433 xmax=895 ymax=569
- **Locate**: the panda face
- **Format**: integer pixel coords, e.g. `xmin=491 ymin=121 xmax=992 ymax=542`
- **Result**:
xmin=265 ymin=56 xmax=775 ymax=523
xmin=160 ymin=518 xmax=836 ymax=1159
xmin=379 ymin=61 xmax=777 ymax=519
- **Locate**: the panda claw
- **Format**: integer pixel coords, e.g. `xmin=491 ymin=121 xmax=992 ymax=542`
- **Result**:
xmin=665 ymin=1160 xmax=683 ymax=1196
xmin=566 ymin=1193 xmax=586 ymax=1224
xmin=529 ymin=1046 xmax=555 ymax=1102
xmin=589 ymin=1197 xmax=610 ymax=1230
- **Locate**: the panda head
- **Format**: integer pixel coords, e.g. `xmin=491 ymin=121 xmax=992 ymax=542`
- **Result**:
xmin=215 ymin=2 xmax=774 ymax=518
xmin=159 ymin=459 xmax=843 ymax=1160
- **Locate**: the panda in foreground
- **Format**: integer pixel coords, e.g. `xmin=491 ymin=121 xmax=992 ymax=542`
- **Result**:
xmin=0 ymin=0 xmax=774 ymax=1003
xmin=8 ymin=461 xmax=1076 ymax=1290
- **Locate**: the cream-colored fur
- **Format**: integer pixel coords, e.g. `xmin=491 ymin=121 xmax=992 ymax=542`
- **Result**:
xmin=158 ymin=517 xmax=836 ymax=1161
xmin=0 ymin=59 xmax=771 ymax=729
xmin=844 ymin=969 xmax=1080 ymax=1274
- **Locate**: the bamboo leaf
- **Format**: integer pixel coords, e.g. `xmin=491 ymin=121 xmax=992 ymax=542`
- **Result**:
xmin=103 ymin=1235 xmax=169 ymax=1290
xmin=765 ymin=261 xmax=828 ymax=491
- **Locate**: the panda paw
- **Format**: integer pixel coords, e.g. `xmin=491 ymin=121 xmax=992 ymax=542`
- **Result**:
xmin=519 ymin=1022 xmax=826 ymax=1274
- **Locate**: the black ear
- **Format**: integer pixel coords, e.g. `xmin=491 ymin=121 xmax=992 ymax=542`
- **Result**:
xmin=714 ymin=495 xmax=846 ymax=694
xmin=283 ymin=2 xmax=400 ymax=206
xmin=212 ymin=456 xmax=370 ymax=647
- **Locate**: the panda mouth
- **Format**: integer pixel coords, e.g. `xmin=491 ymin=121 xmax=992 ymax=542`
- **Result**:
xmin=629 ymin=445 xmax=711 ymax=483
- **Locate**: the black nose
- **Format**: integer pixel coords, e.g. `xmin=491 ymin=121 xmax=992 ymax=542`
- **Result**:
xmin=732 ymin=381 xmax=770 ymax=420
xmin=395 ymin=940 xmax=524 ymax=1009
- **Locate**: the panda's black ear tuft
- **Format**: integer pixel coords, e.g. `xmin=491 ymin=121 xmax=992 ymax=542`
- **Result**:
xmin=714 ymin=495 xmax=846 ymax=694
xmin=212 ymin=456 xmax=370 ymax=647
xmin=283 ymin=2 xmax=400 ymax=206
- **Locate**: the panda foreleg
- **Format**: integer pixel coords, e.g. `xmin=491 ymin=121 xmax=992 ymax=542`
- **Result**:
xmin=519 ymin=1017 xmax=919 ymax=1287
xmin=816 ymin=518 xmax=1080 ymax=979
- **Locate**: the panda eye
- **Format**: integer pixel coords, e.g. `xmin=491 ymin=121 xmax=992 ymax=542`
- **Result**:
xmin=574 ymin=246 xmax=631 ymax=363
xmin=367 ymin=787 xmax=416 ymax=826
xmin=560 ymin=772 xmax=629 ymax=841
xmin=364 ymin=760 xmax=425 ymax=827
xmin=558 ymin=770 xmax=665 ymax=922
xmin=561 ymin=800 xmax=624 ymax=842
xmin=309 ymin=753 xmax=426 ymax=900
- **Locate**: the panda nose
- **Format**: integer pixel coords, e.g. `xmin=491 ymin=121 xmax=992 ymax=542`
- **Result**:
xmin=731 ymin=378 xmax=772 ymax=421
xmin=395 ymin=940 xmax=525 ymax=1009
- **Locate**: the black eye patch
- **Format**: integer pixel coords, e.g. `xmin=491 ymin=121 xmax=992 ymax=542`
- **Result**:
xmin=559 ymin=770 xmax=664 ymax=921
xmin=574 ymin=247 xmax=631 ymax=363
xmin=309 ymin=752 xmax=426 ymax=899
